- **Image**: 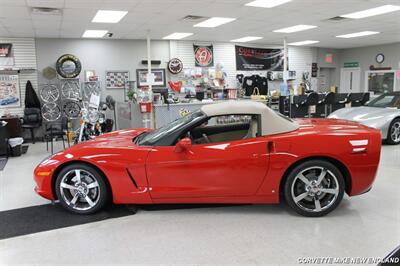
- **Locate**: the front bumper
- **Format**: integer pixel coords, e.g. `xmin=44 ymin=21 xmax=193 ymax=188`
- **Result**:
xmin=33 ymin=167 xmax=55 ymax=200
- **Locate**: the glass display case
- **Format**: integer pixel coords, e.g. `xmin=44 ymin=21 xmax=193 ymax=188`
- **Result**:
xmin=365 ymin=70 xmax=396 ymax=95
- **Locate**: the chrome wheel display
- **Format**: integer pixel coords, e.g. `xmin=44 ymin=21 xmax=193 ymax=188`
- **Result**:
xmin=291 ymin=166 xmax=339 ymax=213
xmin=39 ymin=84 xmax=59 ymax=103
xmin=61 ymin=80 xmax=80 ymax=100
xmin=390 ymin=121 xmax=400 ymax=143
xmin=41 ymin=103 xmax=61 ymax=121
xmin=63 ymin=100 xmax=81 ymax=119
xmin=59 ymin=169 xmax=101 ymax=211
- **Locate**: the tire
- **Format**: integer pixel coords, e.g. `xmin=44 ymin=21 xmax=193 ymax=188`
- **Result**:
xmin=55 ymin=163 xmax=109 ymax=214
xmin=386 ymin=118 xmax=400 ymax=145
xmin=284 ymin=160 xmax=345 ymax=217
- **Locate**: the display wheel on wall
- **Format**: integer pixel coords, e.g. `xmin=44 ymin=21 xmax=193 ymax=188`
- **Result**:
xmin=39 ymin=84 xmax=60 ymax=103
xmin=61 ymin=79 xmax=80 ymax=100
xmin=42 ymin=103 xmax=61 ymax=122
xmin=63 ymin=100 xmax=81 ymax=119
xmin=167 ymin=58 xmax=183 ymax=74
xmin=83 ymin=81 xmax=100 ymax=100
xmin=56 ymin=54 xmax=82 ymax=79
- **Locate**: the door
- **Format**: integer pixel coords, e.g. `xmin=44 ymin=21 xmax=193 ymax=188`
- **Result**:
xmin=340 ymin=67 xmax=361 ymax=93
xmin=145 ymin=138 xmax=270 ymax=199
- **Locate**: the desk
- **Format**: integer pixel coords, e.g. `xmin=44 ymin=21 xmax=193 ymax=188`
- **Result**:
xmin=0 ymin=116 xmax=22 ymax=156
xmin=1 ymin=116 xmax=22 ymax=138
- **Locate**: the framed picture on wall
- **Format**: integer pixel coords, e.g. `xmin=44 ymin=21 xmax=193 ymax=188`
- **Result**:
xmin=105 ymin=70 xmax=130 ymax=89
xmin=0 ymin=74 xmax=21 ymax=108
xmin=136 ymin=69 xmax=166 ymax=88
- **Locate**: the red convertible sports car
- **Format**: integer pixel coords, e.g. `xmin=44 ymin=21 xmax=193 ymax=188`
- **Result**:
xmin=34 ymin=101 xmax=381 ymax=217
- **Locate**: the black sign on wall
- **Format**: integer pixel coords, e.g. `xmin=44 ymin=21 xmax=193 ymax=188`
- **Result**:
xmin=235 ymin=45 xmax=284 ymax=71
xmin=193 ymin=45 xmax=214 ymax=67
xmin=0 ymin=43 xmax=12 ymax=57
xmin=311 ymin=63 xmax=318 ymax=77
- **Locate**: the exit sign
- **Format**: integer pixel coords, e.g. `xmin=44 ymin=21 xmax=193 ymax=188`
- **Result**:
xmin=344 ymin=62 xmax=359 ymax=68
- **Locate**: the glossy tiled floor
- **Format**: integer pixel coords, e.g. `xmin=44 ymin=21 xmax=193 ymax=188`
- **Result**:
xmin=0 ymin=142 xmax=399 ymax=265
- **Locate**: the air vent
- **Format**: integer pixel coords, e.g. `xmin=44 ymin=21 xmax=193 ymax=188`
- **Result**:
xmin=31 ymin=7 xmax=62 ymax=16
xmin=182 ymin=15 xmax=206 ymax=21
xmin=324 ymin=16 xmax=349 ymax=23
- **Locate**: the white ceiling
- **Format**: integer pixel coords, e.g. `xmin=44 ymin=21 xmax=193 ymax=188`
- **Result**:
xmin=0 ymin=0 xmax=399 ymax=48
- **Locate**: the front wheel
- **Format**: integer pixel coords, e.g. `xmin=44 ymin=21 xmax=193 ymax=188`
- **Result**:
xmin=387 ymin=118 xmax=400 ymax=145
xmin=284 ymin=160 xmax=345 ymax=217
xmin=55 ymin=163 xmax=109 ymax=214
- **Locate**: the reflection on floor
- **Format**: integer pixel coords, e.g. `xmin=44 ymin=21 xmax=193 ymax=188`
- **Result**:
xmin=0 ymin=142 xmax=399 ymax=265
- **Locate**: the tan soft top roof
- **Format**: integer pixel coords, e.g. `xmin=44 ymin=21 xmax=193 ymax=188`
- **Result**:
xmin=201 ymin=101 xmax=299 ymax=136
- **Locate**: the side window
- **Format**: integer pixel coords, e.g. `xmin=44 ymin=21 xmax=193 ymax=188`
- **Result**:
xmin=189 ymin=114 xmax=260 ymax=145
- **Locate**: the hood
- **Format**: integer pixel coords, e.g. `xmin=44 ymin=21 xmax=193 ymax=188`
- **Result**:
xmin=328 ymin=106 xmax=399 ymax=122
xmin=70 ymin=128 xmax=151 ymax=150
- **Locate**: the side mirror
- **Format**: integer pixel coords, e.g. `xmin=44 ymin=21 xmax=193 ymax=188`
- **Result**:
xmin=175 ymin=137 xmax=192 ymax=153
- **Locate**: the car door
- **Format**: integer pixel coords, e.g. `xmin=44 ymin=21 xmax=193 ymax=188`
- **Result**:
xmin=145 ymin=136 xmax=270 ymax=199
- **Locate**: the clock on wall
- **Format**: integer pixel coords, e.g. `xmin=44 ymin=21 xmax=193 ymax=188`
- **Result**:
xmin=375 ymin=53 xmax=385 ymax=64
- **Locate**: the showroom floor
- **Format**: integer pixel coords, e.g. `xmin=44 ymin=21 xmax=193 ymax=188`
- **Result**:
xmin=0 ymin=142 xmax=399 ymax=265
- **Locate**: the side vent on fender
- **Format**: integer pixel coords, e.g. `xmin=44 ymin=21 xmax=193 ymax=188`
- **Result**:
xmin=349 ymin=139 xmax=368 ymax=154
xmin=126 ymin=168 xmax=138 ymax=189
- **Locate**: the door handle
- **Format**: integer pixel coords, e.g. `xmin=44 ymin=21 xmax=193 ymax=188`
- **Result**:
xmin=267 ymin=141 xmax=275 ymax=154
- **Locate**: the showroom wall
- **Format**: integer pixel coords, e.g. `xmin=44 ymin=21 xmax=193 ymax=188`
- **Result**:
xmin=35 ymin=38 xmax=316 ymax=101
xmin=339 ymin=42 xmax=400 ymax=91
xmin=35 ymin=38 xmax=170 ymax=102
xmin=0 ymin=38 xmax=38 ymax=117
xmin=172 ymin=40 xmax=314 ymax=90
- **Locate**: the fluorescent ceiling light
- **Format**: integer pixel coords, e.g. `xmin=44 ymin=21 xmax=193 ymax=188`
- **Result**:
xmin=273 ymin=24 xmax=317 ymax=33
xmin=288 ymin=40 xmax=320 ymax=46
xmin=82 ymin=30 xmax=108 ymax=38
xmin=194 ymin=17 xmax=236 ymax=28
xmin=341 ymin=5 xmax=400 ymax=19
xmin=245 ymin=0 xmax=292 ymax=8
xmin=231 ymin=36 xmax=263 ymax=42
xmin=163 ymin=32 xmax=194 ymax=40
xmin=92 ymin=10 xmax=128 ymax=23
xmin=336 ymin=31 xmax=379 ymax=38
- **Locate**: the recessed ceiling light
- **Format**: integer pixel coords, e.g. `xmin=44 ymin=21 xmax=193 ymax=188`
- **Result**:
xmin=194 ymin=17 xmax=236 ymax=28
xmin=163 ymin=32 xmax=194 ymax=40
xmin=288 ymin=40 xmax=320 ymax=46
xmin=273 ymin=24 xmax=317 ymax=33
xmin=82 ymin=30 xmax=108 ymax=38
xmin=92 ymin=10 xmax=128 ymax=23
xmin=245 ymin=0 xmax=292 ymax=8
xmin=231 ymin=36 xmax=263 ymax=42
xmin=341 ymin=5 xmax=400 ymax=19
xmin=336 ymin=31 xmax=380 ymax=38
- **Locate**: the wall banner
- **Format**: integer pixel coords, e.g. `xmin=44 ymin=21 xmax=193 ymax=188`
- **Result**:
xmin=235 ymin=45 xmax=284 ymax=71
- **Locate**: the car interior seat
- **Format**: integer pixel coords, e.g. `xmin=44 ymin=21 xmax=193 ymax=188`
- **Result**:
xmin=244 ymin=118 xmax=258 ymax=139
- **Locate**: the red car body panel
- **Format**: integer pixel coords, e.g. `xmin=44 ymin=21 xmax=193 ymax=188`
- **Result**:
xmin=34 ymin=119 xmax=381 ymax=205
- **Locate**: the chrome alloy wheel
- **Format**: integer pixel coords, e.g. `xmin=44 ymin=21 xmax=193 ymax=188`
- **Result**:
xmin=390 ymin=121 xmax=400 ymax=143
xmin=291 ymin=166 xmax=339 ymax=213
xmin=59 ymin=169 xmax=100 ymax=211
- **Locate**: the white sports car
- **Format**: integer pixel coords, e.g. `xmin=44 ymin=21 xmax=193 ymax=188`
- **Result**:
xmin=329 ymin=92 xmax=400 ymax=145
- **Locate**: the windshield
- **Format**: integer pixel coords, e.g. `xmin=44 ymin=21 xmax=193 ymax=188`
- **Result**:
xmin=367 ymin=94 xmax=400 ymax=108
xmin=137 ymin=110 xmax=205 ymax=146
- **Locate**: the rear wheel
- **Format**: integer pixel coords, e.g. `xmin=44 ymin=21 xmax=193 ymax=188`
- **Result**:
xmin=55 ymin=163 xmax=109 ymax=214
xmin=387 ymin=118 xmax=400 ymax=145
xmin=284 ymin=160 xmax=345 ymax=217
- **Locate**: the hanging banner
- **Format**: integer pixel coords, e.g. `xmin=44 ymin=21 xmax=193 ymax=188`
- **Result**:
xmin=235 ymin=45 xmax=284 ymax=71
xmin=194 ymin=45 xmax=214 ymax=67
